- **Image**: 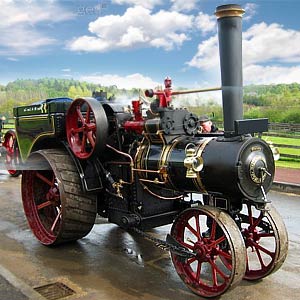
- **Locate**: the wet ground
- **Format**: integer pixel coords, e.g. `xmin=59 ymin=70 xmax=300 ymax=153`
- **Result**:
xmin=0 ymin=171 xmax=299 ymax=300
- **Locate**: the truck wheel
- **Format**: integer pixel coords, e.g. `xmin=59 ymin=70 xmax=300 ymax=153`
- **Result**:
xmin=3 ymin=130 xmax=21 ymax=177
xmin=22 ymin=149 xmax=97 ymax=245
xmin=240 ymin=203 xmax=288 ymax=280
xmin=170 ymin=206 xmax=246 ymax=298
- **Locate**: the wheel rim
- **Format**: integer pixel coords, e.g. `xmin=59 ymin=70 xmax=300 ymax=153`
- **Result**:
xmin=240 ymin=203 xmax=288 ymax=280
xmin=66 ymin=97 xmax=108 ymax=159
xmin=3 ymin=131 xmax=20 ymax=175
xmin=171 ymin=207 xmax=246 ymax=298
xmin=22 ymin=155 xmax=62 ymax=245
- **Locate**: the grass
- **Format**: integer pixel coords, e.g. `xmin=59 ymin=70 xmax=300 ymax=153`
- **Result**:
xmin=262 ymin=135 xmax=300 ymax=169
xmin=275 ymin=159 xmax=300 ymax=169
xmin=263 ymin=136 xmax=300 ymax=146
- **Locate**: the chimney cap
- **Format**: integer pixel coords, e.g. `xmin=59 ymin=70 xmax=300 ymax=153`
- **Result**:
xmin=215 ymin=4 xmax=245 ymax=19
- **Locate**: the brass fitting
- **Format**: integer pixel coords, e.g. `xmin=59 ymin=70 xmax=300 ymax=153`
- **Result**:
xmin=184 ymin=148 xmax=204 ymax=179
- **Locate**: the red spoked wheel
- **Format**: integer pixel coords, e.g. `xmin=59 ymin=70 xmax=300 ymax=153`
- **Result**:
xmin=170 ymin=206 xmax=246 ymax=298
xmin=22 ymin=149 xmax=97 ymax=245
xmin=240 ymin=203 xmax=288 ymax=280
xmin=66 ymin=97 xmax=108 ymax=159
xmin=3 ymin=130 xmax=21 ymax=177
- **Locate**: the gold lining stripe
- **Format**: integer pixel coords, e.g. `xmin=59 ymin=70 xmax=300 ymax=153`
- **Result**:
xmin=164 ymin=136 xmax=186 ymax=189
xmin=18 ymin=116 xmax=56 ymax=161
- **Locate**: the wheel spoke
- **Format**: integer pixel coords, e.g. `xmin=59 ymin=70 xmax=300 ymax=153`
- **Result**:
xmin=210 ymin=260 xmax=218 ymax=286
xmin=195 ymin=215 xmax=201 ymax=236
xmin=211 ymin=235 xmax=226 ymax=247
xmin=186 ymin=222 xmax=201 ymax=240
xmin=86 ymin=105 xmax=91 ymax=123
xmin=81 ymin=133 xmax=87 ymax=153
xmin=187 ymin=256 xmax=197 ymax=265
xmin=37 ymin=200 xmax=52 ymax=210
xmin=255 ymin=246 xmax=267 ymax=269
xmin=50 ymin=210 xmax=61 ymax=233
xmin=72 ymin=127 xmax=84 ymax=133
xmin=87 ymin=130 xmax=96 ymax=148
xmin=180 ymin=240 xmax=195 ymax=250
xmin=250 ymin=240 xmax=275 ymax=258
xmin=210 ymin=219 xmax=216 ymax=239
xmin=218 ymin=249 xmax=232 ymax=261
xmin=257 ymin=232 xmax=274 ymax=238
xmin=35 ymin=172 xmax=53 ymax=186
xmin=196 ymin=261 xmax=202 ymax=281
xmin=76 ymin=105 xmax=85 ymax=124
xmin=251 ymin=213 xmax=264 ymax=230
xmin=210 ymin=259 xmax=229 ymax=280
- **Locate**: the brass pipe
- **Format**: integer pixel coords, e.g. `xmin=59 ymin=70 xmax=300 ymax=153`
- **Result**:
xmin=172 ymin=86 xmax=221 ymax=96
xmin=139 ymin=178 xmax=167 ymax=185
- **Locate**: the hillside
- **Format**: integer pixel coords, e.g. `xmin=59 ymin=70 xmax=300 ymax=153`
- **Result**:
xmin=0 ymin=79 xmax=300 ymax=123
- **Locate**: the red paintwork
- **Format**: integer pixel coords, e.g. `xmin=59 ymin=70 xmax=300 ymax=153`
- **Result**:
xmin=22 ymin=169 xmax=61 ymax=245
xmin=171 ymin=208 xmax=234 ymax=297
xmin=242 ymin=204 xmax=277 ymax=280
xmin=66 ymin=99 xmax=97 ymax=159
xmin=3 ymin=130 xmax=21 ymax=176
xmin=124 ymin=100 xmax=145 ymax=134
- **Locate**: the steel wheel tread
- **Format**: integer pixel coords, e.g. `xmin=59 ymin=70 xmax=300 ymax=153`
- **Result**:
xmin=241 ymin=203 xmax=288 ymax=280
xmin=170 ymin=206 xmax=246 ymax=298
xmin=22 ymin=148 xmax=97 ymax=245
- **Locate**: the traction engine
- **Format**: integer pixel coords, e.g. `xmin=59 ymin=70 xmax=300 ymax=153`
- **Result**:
xmin=2 ymin=4 xmax=288 ymax=298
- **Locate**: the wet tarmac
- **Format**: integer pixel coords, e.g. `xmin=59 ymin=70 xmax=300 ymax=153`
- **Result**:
xmin=0 ymin=170 xmax=299 ymax=300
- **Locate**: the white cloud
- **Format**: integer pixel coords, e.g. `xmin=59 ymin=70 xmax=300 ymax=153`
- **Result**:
xmin=244 ymin=3 xmax=258 ymax=21
xmin=6 ymin=57 xmax=19 ymax=62
xmin=244 ymin=64 xmax=300 ymax=85
xmin=61 ymin=68 xmax=71 ymax=72
xmin=170 ymin=0 xmax=198 ymax=12
xmin=111 ymin=0 xmax=162 ymax=9
xmin=194 ymin=12 xmax=216 ymax=35
xmin=243 ymin=22 xmax=300 ymax=65
xmin=67 ymin=6 xmax=193 ymax=52
xmin=188 ymin=22 xmax=300 ymax=84
xmin=0 ymin=0 xmax=74 ymax=55
xmin=81 ymin=73 xmax=160 ymax=89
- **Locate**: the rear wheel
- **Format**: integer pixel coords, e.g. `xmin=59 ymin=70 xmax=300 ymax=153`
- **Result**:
xmin=22 ymin=149 xmax=97 ymax=245
xmin=170 ymin=206 xmax=246 ymax=298
xmin=3 ymin=130 xmax=21 ymax=177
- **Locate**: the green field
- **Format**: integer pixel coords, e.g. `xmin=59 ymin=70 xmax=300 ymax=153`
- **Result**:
xmin=262 ymin=136 xmax=300 ymax=169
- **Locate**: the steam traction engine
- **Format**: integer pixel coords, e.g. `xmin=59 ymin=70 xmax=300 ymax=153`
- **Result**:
xmin=7 ymin=5 xmax=288 ymax=298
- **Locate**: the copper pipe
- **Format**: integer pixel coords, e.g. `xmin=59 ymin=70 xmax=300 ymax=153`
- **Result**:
xmin=140 ymin=182 xmax=184 ymax=200
xmin=106 ymin=144 xmax=134 ymax=184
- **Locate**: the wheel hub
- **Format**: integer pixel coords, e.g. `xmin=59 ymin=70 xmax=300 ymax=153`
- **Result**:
xmin=46 ymin=187 xmax=59 ymax=205
xmin=194 ymin=239 xmax=217 ymax=261
xmin=242 ymin=227 xmax=260 ymax=247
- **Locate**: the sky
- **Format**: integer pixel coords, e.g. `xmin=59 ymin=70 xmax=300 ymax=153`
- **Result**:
xmin=1 ymin=0 xmax=300 ymax=90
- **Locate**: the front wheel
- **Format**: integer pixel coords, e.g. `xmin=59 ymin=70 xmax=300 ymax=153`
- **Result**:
xmin=22 ymin=149 xmax=97 ymax=245
xmin=170 ymin=206 xmax=246 ymax=298
xmin=240 ymin=203 xmax=288 ymax=280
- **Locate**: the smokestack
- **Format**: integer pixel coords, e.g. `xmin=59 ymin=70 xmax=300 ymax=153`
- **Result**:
xmin=215 ymin=4 xmax=245 ymax=136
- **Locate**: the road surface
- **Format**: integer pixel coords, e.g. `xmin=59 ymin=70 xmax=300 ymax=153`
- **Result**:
xmin=0 ymin=171 xmax=299 ymax=300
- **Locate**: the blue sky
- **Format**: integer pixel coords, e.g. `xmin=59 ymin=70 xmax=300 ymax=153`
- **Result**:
xmin=1 ymin=0 xmax=300 ymax=90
